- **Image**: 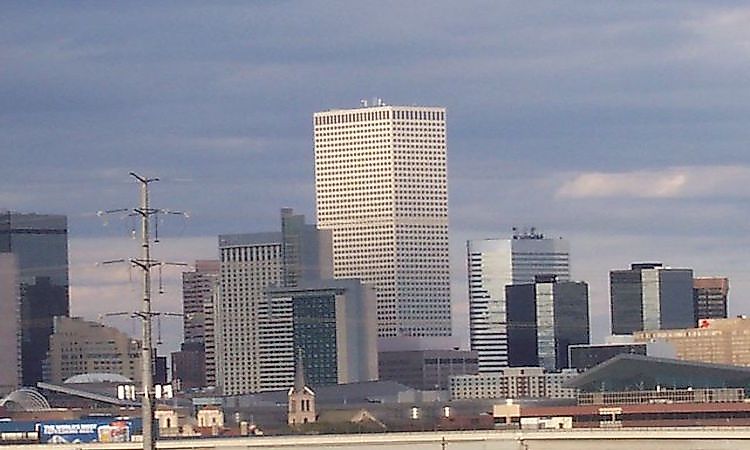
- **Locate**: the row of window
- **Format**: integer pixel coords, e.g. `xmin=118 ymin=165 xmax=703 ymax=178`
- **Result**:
xmin=314 ymin=109 xmax=445 ymax=125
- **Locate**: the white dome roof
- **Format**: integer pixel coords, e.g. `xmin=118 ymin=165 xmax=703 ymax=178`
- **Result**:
xmin=63 ymin=373 xmax=133 ymax=384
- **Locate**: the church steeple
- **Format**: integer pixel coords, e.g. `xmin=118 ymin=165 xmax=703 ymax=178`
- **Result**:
xmin=288 ymin=348 xmax=316 ymax=425
xmin=294 ymin=349 xmax=306 ymax=392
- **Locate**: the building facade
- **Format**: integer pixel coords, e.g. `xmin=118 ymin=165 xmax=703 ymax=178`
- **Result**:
xmin=215 ymin=232 xmax=283 ymax=396
xmin=505 ymin=276 xmax=589 ymax=371
xmin=203 ymin=290 xmax=217 ymax=389
xmin=171 ymin=341 xmax=206 ymax=391
xmin=182 ymin=260 xmax=219 ymax=346
xmin=314 ymin=103 xmax=450 ymax=338
xmin=634 ymin=317 xmax=750 ymax=367
xmin=258 ymin=279 xmax=378 ymax=392
xmin=175 ymin=260 xmax=219 ymax=390
xmin=43 ymin=316 xmax=141 ymax=384
xmin=610 ymin=263 xmax=694 ymax=334
xmin=694 ymin=277 xmax=729 ymax=322
xmin=0 ymin=212 xmax=69 ymax=387
xmin=215 ymin=209 xmax=335 ymax=396
xmin=0 ymin=253 xmax=21 ymax=395
xmin=449 ymin=367 xmax=578 ymax=400
xmin=467 ymin=232 xmax=570 ymax=372
xmin=378 ymin=349 xmax=478 ymax=390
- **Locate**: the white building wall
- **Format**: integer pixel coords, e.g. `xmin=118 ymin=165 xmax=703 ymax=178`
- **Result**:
xmin=216 ymin=234 xmax=283 ymax=396
xmin=467 ymin=240 xmax=512 ymax=372
xmin=314 ymin=105 xmax=450 ymax=338
xmin=449 ymin=368 xmax=578 ymax=400
xmin=641 ymin=268 xmax=661 ymax=331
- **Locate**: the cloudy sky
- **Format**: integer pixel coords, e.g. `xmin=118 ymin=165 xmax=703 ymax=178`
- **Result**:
xmin=3 ymin=1 xmax=750 ymax=352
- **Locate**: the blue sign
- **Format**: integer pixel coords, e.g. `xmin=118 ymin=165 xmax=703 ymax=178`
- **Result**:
xmin=38 ymin=418 xmax=139 ymax=444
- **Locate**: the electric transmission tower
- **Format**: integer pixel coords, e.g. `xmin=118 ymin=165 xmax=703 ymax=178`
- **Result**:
xmin=98 ymin=172 xmax=186 ymax=450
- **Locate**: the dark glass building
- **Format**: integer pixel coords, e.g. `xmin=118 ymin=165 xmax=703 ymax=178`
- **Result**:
xmin=259 ymin=279 xmax=378 ymax=391
xmin=568 ymin=342 xmax=650 ymax=370
xmin=171 ymin=341 xmax=206 ymax=391
xmin=0 ymin=212 xmax=69 ymax=387
xmin=378 ymin=349 xmax=478 ymax=390
xmin=610 ymin=263 xmax=694 ymax=334
xmin=506 ymin=284 xmax=538 ymax=367
xmin=506 ymin=275 xmax=589 ymax=370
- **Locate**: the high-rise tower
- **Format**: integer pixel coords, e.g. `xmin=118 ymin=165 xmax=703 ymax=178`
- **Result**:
xmin=610 ymin=263 xmax=694 ymax=334
xmin=172 ymin=259 xmax=219 ymax=390
xmin=0 ymin=212 xmax=69 ymax=387
xmin=313 ymin=103 xmax=450 ymax=338
xmin=467 ymin=230 xmax=570 ymax=372
xmin=505 ymin=275 xmax=589 ymax=371
xmin=214 ymin=208 xmax=337 ymax=395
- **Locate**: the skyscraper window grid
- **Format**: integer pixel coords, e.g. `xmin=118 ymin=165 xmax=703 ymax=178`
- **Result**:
xmin=314 ymin=104 xmax=450 ymax=338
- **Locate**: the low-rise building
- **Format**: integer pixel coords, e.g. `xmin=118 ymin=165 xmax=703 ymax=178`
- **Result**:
xmin=450 ymin=367 xmax=578 ymax=400
xmin=634 ymin=317 xmax=750 ymax=367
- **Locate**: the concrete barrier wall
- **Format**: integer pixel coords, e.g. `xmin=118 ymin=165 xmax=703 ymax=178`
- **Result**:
xmin=15 ymin=428 xmax=750 ymax=450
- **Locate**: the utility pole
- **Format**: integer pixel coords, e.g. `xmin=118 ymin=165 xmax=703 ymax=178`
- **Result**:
xmin=130 ymin=172 xmax=159 ymax=450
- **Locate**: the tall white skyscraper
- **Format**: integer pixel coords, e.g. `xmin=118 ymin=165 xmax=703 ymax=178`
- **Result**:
xmin=467 ymin=231 xmax=570 ymax=372
xmin=313 ymin=102 xmax=450 ymax=338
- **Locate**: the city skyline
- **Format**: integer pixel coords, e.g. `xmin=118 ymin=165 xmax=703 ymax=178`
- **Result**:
xmin=2 ymin=2 xmax=750 ymax=354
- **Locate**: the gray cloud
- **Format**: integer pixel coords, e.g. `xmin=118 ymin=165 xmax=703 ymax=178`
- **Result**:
xmin=3 ymin=1 xmax=750 ymax=348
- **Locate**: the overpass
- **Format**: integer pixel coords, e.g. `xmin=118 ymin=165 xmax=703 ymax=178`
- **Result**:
xmin=16 ymin=428 xmax=750 ymax=450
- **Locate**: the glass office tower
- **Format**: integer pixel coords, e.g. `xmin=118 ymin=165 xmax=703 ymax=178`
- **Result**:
xmin=0 ymin=212 xmax=69 ymax=387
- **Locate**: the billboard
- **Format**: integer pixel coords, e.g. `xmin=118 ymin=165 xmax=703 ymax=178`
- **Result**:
xmin=38 ymin=417 xmax=139 ymax=444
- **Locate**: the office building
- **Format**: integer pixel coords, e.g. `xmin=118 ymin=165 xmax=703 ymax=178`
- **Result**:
xmin=154 ymin=355 xmax=168 ymax=386
xmin=171 ymin=341 xmax=206 ymax=391
xmin=203 ymin=291 xmax=217 ymax=389
xmin=634 ymin=317 xmax=750 ymax=367
xmin=314 ymin=103 xmax=450 ymax=338
xmin=0 ymin=254 xmax=21 ymax=396
xmin=610 ymin=263 xmax=694 ymax=334
xmin=43 ymin=316 xmax=141 ymax=385
xmin=378 ymin=349 xmax=478 ymax=390
xmin=467 ymin=231 xmax=570 ymax=372
xmin=694 ymin=277 xmax=729 ymax=322
xmin=258 ymin=279 xmax=377 ymax=391
xmin=175 ymin=260 xmax=219 ymax=390
xmin=0 ymin=212 xmax=69 ymax=386
xmin=449 ymin=367 xmax=578 ymax=400
xmin=506 ymin=275 xmax=589 ymax=371
xmin=215 ymin=209 xmax=334 ymax=395
xmin=215 ymin=231 xmax=283 ymax=395
xmin=281 ymin=207 xmax=334 ymax=287
xmin=182 ymin=260 xmax=219 ymax=345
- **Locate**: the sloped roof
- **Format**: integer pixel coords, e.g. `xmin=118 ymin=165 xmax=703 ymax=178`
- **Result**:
xmin=64 ymin=373 xmax=133 ymax=384
xmin=318 ymin=408 xmax=385 ymax=428
xmin=566 ymin=354 xmax=750 ymax=392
